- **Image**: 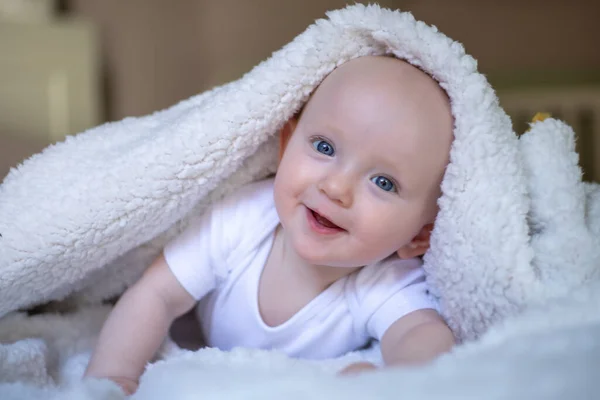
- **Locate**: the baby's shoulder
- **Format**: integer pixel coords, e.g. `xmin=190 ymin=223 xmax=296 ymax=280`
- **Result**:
xmin=347 ymin=257 xmax=426 ymax=301
xmin=346 ymin=257 xmax=436 ymax=341
xmin=355 ymin=257 xmax=424 ymax=284
xmin=215 ymin=178 xmax=276 ymax=219
xmin=212 ymin=178 xmax=278 ymax=252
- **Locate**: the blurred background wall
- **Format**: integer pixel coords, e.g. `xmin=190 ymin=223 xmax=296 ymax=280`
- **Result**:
xmin=1 ymin=0 xmax=599 ymax=180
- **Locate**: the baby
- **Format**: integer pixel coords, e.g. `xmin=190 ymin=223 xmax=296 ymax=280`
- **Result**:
xmin=85 ymin=55 xmax=455 ymax=394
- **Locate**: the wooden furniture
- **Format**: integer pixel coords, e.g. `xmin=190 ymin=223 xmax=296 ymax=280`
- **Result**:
xmin=0 ymin=17 xmax=100 ymax=178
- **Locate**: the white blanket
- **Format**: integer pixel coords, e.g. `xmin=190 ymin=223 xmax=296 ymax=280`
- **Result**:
xmin=0 ymin=4 xmax=598 ymax=399
xmin=1 ymin=280 xmax=599 ymax=399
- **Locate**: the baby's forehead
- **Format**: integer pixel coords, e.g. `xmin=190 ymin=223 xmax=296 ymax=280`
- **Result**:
xmin=302 ymin=56 xmax=454 ymax=186
xmin=313 ymin=57 xmax=450 ymax=117
xmin=315 ymin=58 xmax=452 ymax=135
xmin=321 ymin=56 xmax=442 ymax=95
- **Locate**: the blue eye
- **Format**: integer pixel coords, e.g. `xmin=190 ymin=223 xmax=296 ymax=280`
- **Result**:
xmin=371 ymin=176 xmax=396 ymax=192
xmin=312 ymin=139 xmax=335 ymax=156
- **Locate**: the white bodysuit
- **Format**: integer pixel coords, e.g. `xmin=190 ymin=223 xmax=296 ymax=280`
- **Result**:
xmin=164 ymin=179 xmax=437 ymax=359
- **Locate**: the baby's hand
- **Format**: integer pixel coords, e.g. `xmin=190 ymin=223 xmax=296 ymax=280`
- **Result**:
xmin=110 ymin=376 xmax=139 ymax=396
xmin=86 ymin=375 xmax=138 ymax=396
xmin=339 ymin=361 xmax=378 ymax=375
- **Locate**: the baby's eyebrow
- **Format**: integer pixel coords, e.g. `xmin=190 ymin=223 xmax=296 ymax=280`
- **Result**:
xmin=377 ymin=154 xmax=405 ymax=174
xmin=319 ymin=121 xmax=344 ymax=138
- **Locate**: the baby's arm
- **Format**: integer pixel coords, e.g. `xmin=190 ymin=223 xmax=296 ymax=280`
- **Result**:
xmin=85 ymin=253 xmax=196 ymax=395
xmin=380 ymin=308 xmax=455 ymax=365
xmin=341 ymin=309 xmax=454 ymax=375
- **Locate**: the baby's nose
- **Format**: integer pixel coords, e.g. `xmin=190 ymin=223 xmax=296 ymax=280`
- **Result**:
xmin=317 ymin=174 xmax=353 ymax=207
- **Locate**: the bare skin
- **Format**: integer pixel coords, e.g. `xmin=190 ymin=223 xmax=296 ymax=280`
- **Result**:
xmin=85 ymin=56 xmax=455 ymax=395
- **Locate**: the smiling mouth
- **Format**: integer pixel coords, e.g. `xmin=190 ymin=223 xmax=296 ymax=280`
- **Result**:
xmin=307 ymin=207 xmax=345 ymax=233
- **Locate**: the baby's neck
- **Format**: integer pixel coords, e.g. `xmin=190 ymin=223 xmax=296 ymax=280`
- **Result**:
xmin=275 ymin=226 xmax=360 ymax=291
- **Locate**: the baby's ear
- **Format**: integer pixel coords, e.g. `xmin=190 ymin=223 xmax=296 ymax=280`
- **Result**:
xmin=396 ymin=223 xmax=434 ymax=259
xmin=279 ymin=118 xmax=298 ymax=161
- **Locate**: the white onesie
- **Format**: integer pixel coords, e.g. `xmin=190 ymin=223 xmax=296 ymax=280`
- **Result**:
xmin=164 ymin=179 xmax=437 ymax=359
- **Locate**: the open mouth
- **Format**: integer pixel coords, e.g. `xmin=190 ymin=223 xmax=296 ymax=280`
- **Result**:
xmin=306 ymin=207 xmax=344 ymax=234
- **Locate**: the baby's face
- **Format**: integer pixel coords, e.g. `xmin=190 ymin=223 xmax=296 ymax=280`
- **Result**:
xmin=274 ymin=56 xmax=453 ymax=268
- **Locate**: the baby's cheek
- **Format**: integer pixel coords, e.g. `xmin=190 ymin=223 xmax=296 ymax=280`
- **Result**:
xmin=353 ymin=229 xmax=397 ymax=261
xmin=370 ymin=219 xmax=412 ymax=251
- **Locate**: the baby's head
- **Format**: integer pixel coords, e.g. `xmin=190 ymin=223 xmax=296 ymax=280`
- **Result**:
xmin=274 ymin=56 xmax=453 ymax=268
